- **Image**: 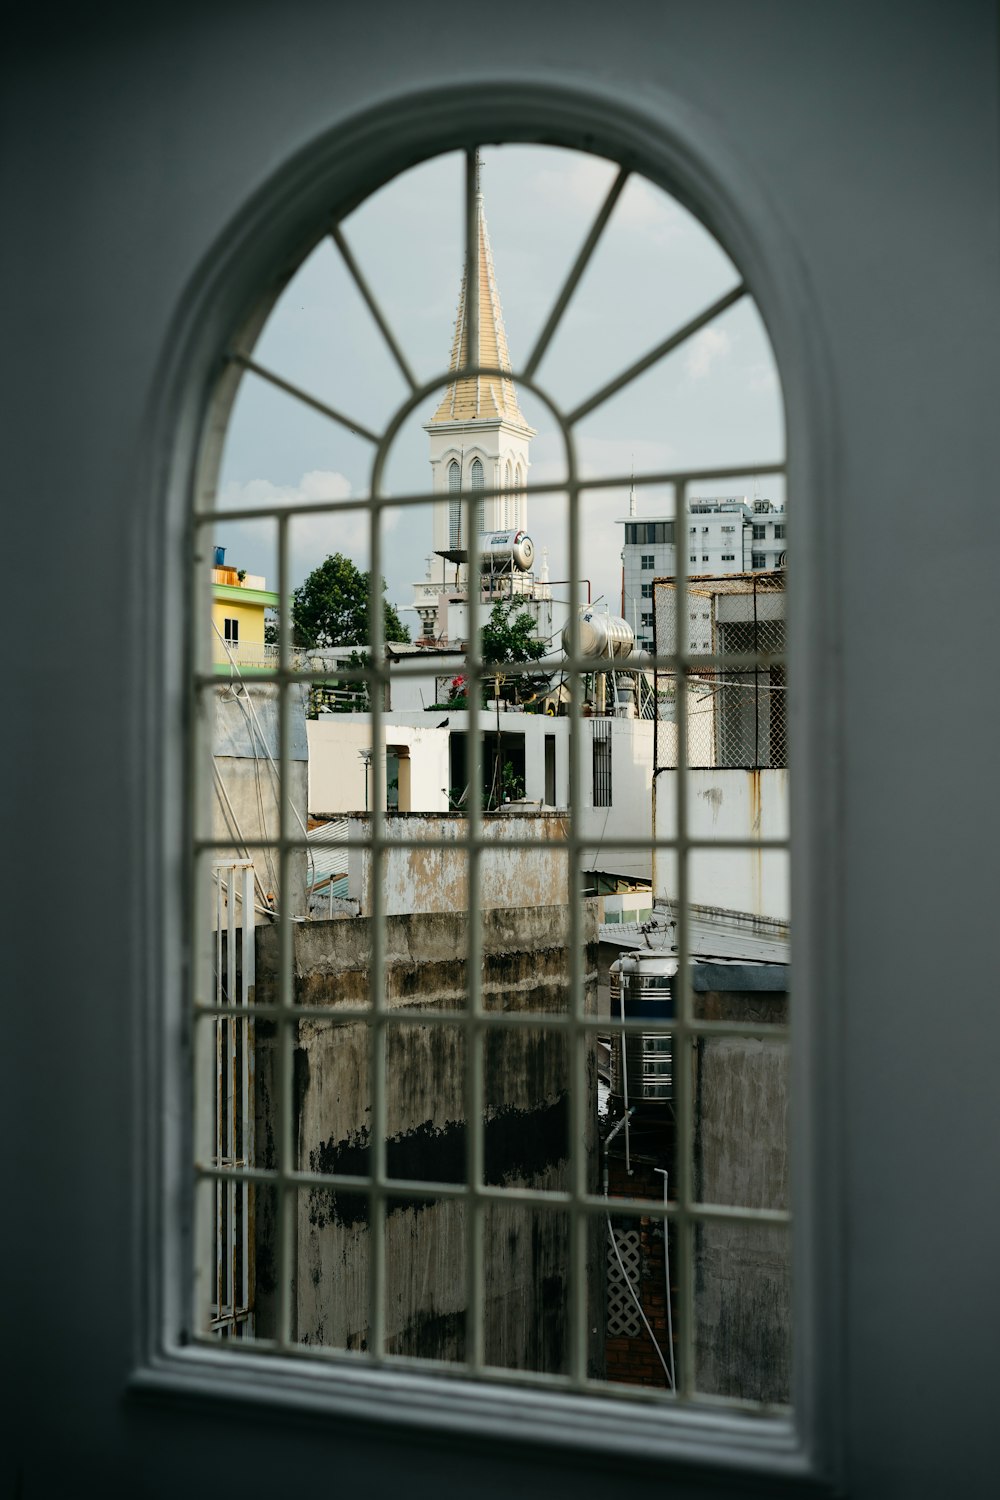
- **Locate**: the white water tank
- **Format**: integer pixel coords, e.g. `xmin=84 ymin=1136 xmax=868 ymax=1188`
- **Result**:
xmin=478 ymin=529 xmax=535 ymax=572
xmin=609 ymin=951 xmax=678 ymax=1104
xmin=563 ymin=610 xmax=635 ymax=658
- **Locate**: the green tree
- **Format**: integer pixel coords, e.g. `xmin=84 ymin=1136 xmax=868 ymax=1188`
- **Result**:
xmin=480 ymin=596 xmax=548 ymax=705
xmin=291 ymin=552 xmax=410 ymax=648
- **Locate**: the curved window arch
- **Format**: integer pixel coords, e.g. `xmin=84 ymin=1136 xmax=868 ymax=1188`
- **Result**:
xmin=448 ymin=458 xmax=462 ymax=546
xmin=188 ymin=134 xmax=791 ymax=1437
xmin=504 ymin=459 xmax=513 ymax=528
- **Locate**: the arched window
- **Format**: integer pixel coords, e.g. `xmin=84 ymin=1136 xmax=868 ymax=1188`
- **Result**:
xmin=448 ymin=458 xmax=461 ymax=547
xmin=471 ymin=456 xmax=485 ymax=533
xmin=188 ymin=136 xmax=790 ymax=1437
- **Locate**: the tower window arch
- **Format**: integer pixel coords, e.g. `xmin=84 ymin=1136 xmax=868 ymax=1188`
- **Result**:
xmin=448 ymin=458 xmax=462 ymax=547
xmin=470 ymin=456 xmax=485 ymax=533
xmin=184 ymin=133 xmax=793 ymax=1451
xmin=504 ymin=459 xmax=513 ymax=528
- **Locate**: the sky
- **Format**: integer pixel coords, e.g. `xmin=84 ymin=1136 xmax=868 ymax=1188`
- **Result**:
xmin=213 ymin=145 xmax=784 ymax=622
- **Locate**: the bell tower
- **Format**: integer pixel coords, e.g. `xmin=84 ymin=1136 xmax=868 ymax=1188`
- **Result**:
xmin=413 ymin=165 xmax=535 ymax=638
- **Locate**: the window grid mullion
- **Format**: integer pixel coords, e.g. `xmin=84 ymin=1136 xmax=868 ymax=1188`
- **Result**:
xmin=565 ymin=456 xmax=588 ymax=1389
xmin=369 ymin=444 xmax=388 ymax=1361
xmin=673 ymin=479 xmax=694 ymax=1402
xmin=276 ymin=513 xmax=296 ymax=1355
xmin=463 ymin=144 xmax=486 ymax=1376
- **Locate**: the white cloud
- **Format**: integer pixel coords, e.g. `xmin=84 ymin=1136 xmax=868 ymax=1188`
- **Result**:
xmin=219 ymin=469 xmax=353 ymax=511
xmin=746 ymin=360 xmax=778 ymax=394
xmin=685 ymin=326 xmax=732 ymax=380
xmin=529 ymin=156 xmax=684 ymax=247
xmin=216 ymin=469 xmax=402 ymax=586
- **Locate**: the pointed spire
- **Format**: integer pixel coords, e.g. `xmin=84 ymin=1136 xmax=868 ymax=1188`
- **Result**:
xmin=430 ymin=182 xmax=528 ymax=427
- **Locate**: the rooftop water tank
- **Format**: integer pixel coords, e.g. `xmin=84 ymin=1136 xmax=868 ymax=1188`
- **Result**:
xmin=609 ymin=951 xmax=677 ymax=1105
xmin=563 ymin=610 xmax=635 ymax=659
xmin=478 ymin=529 xmax=535 ymax=572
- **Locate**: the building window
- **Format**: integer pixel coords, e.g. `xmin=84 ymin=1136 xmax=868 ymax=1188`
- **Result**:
xmin=471 ymin=456 xmax=485 ymax=532
xmin=775 ymin=522 xmax=785 ymax=539
xmin=592 ymin=720 xmax=612 ymax=806
xmin=187 ymin=135 xmax=790 ymax=1440
xmin=640 ymin=554 xmax=655 ymax=569
xmin=721 ymin=524 xmax=735 ymax=532
xmin=702 ymin=554 xmax=709 ymax=561
xmin=448 ymin=459 xmax=462 ymax=547
xmin=752 ymin=552 xmax=767 ymax=568
xmin=223 ymin=617 xmax=239 ymax=643
xmin=752 ymin=523 xmax=766 ymax=539
xmin=721 ymin=553 xmax=735 ymax=560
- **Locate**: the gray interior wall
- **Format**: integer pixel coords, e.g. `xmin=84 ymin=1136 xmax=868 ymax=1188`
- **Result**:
xmin=6 ymin=3 xmax=1000 ymax=1497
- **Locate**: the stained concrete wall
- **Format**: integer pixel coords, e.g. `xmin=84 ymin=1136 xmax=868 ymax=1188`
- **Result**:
xmin=692 ymin=989 xmax=790 ymax=1404
xmin=253 ymin=903 xmax=600 ymax=1371
xmin=347 ymin=811 xmax=572 ymax=916
xmin=654 ymin=769 xmax=789 ymax=920
xmin=212 ymin=683 xmax=309 ymax=919
xmin=601 ymin=980 xmax=788 ymax=1402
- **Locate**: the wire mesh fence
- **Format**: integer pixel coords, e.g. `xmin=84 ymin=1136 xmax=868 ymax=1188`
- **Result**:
xmin=653 ymin=571 xmax=786 ymax=769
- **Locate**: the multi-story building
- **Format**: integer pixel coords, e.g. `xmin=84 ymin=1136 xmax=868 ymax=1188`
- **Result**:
xmin=621 ymin=495 xmax=786 ymax=650
xmin=210 ymin=546 xmax=279 ymax=673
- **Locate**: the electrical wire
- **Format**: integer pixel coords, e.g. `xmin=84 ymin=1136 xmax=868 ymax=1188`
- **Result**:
xmin=213 ymin=622 xmax=317 ymax=899
xmin=604 ymin=1210 xmax=673 ymax=1389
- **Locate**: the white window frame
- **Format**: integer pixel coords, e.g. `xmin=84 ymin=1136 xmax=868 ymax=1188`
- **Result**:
xmin=136 ymin=84 xmax=843 ymax=1490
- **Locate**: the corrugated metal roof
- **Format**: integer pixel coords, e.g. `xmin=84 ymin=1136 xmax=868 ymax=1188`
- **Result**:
xmin=307 ymin=819 xmax=349 ymax=884
xmin=600 ymin=910 xmax=789 ymax=967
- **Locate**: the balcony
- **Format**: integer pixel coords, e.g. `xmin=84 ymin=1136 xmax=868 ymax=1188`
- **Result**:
xmin=213 ymin=639 xmax=280 ymax=673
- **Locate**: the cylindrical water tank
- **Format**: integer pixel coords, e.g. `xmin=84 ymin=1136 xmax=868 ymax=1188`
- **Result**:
xmin=609 ymin=952 xmax=677 ymax=1105
xmin=563 ymin=610 xmax=635 ymax=658
xmin=478 ymin=529 xmax=535 ymax=572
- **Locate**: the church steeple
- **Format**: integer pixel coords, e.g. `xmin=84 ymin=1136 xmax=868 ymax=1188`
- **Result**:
xmin=429 ymin=177 xmax=529 ymax=429
xmin=415 ymin=164 xmax=536 ymax=636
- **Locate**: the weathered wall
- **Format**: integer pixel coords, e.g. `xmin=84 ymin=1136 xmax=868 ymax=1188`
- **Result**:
xmin=212 ymin=683 xmax=310 ymax=919
xmin=692 ymin=989 xmax=790 ymax=1404
xmin=602 ymin=983 xmax=788 ymax=1402
xmin=654 ymin=768 xmax=789 ymax=920
xmin=347 ymin=811 xmax=571 ymax=915
xmin=253 ymin=903 xmax=599 ymax=1371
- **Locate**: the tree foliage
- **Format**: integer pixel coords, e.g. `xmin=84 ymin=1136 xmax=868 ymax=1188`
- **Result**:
xmin=291 ymin=553 xmax=410 ymax=648
xmin=480 ymin=596 xmax=549 ymax=705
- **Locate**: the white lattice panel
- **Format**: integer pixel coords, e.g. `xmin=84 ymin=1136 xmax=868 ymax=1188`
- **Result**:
xmin=606 ymin=1228 xmax=642 ymax=1338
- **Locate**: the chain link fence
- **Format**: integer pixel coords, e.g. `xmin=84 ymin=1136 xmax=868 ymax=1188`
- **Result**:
xmin=653 ymin=571 xmax=787 ymax=769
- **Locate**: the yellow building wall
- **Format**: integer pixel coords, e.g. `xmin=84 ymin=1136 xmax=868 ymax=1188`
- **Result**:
xmin=212 ymin=597 xmax=267 ymax=648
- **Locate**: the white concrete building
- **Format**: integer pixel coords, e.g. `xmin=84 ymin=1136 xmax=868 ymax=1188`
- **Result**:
xmin=307 ymin=705 xmax=656 ymax=882
xmin=622 ymin=496 xmax=786 ymax=650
